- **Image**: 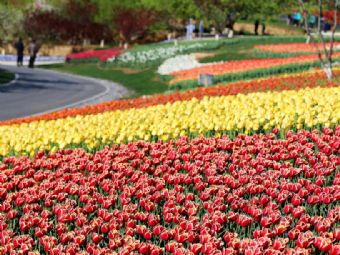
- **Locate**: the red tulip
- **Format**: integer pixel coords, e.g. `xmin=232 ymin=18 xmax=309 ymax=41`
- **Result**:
xmin=329 ymin=245 xmax=340 ymax=255
xmin=139 ymin=243 xmax=150 ymax=254
xmin=313 ymin=236 xmax=332 ymax=252
xmin=92 ymin=233 xmax=103 ymax=244
xmin=160 ymin=231 xmax=169 ymax=241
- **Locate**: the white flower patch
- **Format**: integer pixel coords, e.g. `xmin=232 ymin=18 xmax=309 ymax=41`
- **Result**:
xmin=108 ymin=42 xmax=214 ymax=65
xmin=158 ymin=55 xmax=203 ymax=75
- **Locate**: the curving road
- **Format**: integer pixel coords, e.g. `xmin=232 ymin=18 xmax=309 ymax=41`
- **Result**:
xmin=0 ymin=65 xmax=129 ymax=121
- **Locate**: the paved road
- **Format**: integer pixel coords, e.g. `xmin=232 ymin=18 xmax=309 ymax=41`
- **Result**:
xmin=0 ymin=65 xmax=129 ymax=121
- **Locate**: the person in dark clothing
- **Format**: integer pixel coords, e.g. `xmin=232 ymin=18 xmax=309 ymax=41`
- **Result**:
xmin=262 ymin=21 xmax=266 ymax=35
xmin=254 ymin=20 xmax=260 ymax=35
xmin=28 ymin=39 xmax=38 ymax=68
xmin=14 ymin=38 xmax=24 ymax=67
xmin=287 ymin=14 xmax=292 ymax=25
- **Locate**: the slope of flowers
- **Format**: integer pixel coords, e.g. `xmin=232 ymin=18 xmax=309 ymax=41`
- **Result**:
xmin=170 ymin=52 xmax=340 ymax=83
xmin=1 ymin=84 xmax=340 ymax=156
xmin=255 ymin=42 xmax=340 ymax=53
xmin=1 ymin=129 xmax=340 ymax=254
xmin=0 ymin=70 xmax=335 ymax=127
xmin=66 ymin=47 xmax=123 ymax=62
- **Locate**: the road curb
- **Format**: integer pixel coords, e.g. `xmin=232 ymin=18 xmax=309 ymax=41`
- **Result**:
xmin=1 ymin=72 xmax=20 ymax=87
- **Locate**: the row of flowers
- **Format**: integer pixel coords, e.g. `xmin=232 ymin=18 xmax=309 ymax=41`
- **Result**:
xmin=158 ymin=42 xmax=328 ymax=78
xmin=0 ymin=70 xmax=334 ymax=127
xmin=1 ymin=128 xmax=340 ymax=254
xmin=1 ymin=79 xmax=340 ymax=156
xmin=107 ymin=40 xmax=229 ymax=67
xmin=169 ymin=52 xmax=340 ymax=83
xmin=66 ymin=47 xmax=123 ymax=62
xmin=254 ymin=42 xmax=340 ymax=53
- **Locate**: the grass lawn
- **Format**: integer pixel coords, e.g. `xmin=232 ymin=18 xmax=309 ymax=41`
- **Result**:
xmin=199 ymin=36 xmax=306 ymax=63
xmin=43 ymin=63 xmax=169 ymax=98
xmin=0 ymin=69 xmax=15 ymax=85
xmin=43 ymin=36 xmax=311 ymax=97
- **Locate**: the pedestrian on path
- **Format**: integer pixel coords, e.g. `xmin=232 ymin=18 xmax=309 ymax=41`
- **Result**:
xmin=199 ymin=20 xmax=204 ymax=38
xmin=186 ymin=19 xmax=195 ymax=40
xmin=28 ymin=38 xmax=38 ymax=68
xmin=254 ymin=20 xmax=260 ymax=35
xmin=262 ymin=20 xmax=266 ymax=35
xmin=14 ymin=37 xmax=24 ymax=67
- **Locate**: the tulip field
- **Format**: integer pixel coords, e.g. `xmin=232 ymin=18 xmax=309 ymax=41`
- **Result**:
xmin=2 ymin=39 xmax=340 ymax=254
xmin=254 ymin=42 xmax=340 ymax=54
xmin=169 ymin=52 xmax=340 ymax=84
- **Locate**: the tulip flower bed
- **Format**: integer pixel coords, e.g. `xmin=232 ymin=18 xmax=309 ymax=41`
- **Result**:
xmin=0 ymin=69 xmax=335 ymax=127
xmin=255 ymin=42 xmax=340 ymax=53
xmin=1 ymin=128 xmax=340 ymax=254
xmin=1 ymin=77 xmax=340 ymax=156
xmin=66 ymin=47 xmax=123 ymax=63
xmin=168 ymin=61 xmax=322 ymax=90
xmin=169 ymin=52 xmax=340 ymax=84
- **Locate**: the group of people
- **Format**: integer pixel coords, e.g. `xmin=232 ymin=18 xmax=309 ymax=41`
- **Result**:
xmin=14 ymin=38 xmax=39 ymax=68
xmin=186 ymin=19 xmax=205 ymax=40
xmin=288 ymin=11 xmax=334 ymax=32
xmin=288 ymin=11 xmax=318 ymax=29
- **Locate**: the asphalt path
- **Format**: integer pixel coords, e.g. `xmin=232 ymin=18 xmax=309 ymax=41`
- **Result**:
xmin=0 ymin=65 xmax=129 ymax=121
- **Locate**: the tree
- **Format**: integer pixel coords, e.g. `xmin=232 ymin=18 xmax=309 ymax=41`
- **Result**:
xmin=23 ymin=0 xmax=112 ymax=45
xmin=112 ymin=7 xmax=157 ymax=43
xmin=0 ymin=1 xmax=31 ymax=47
xmin=193 ymin=0 xmax=289 ymax=33
xmin=95 ymin=0 xmax=199 ymax=40
xmin=23 ymin=9 xmax=64 ymax=43
xmin=59 ymin=0 xmax=112 ymax=44
xmin=299 ymin=0 xmax=340 ymax=80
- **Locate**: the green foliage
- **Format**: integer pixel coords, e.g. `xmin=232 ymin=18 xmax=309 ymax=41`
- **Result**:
xmin=0 ymin=3 xmax=25 ymax=45
xmin=95 ymin=0 xmax=198 ymax=22
xmin=193 ymin=0 xmax=294 ymax=31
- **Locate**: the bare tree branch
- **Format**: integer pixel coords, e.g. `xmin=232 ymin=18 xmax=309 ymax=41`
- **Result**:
xmin=299 ymin=0 xmax=336 ymax=80
xmin=318 ymin=0 xmax=332 ymax=62
xmin=329 ymin=0 xmax=339 ymax=62
xmin=300 ymin=0 xmax=326 ymax=66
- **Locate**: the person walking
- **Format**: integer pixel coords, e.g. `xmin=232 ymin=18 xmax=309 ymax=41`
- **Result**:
xmin=14 ymin=38 xmax=24 ymax=67
xmin=293 ymin=11 xmax=302 ymax=26
xmin=254 ymin=20 xmax=260 ymax=35
xmin=262 ymin=21 xmax=266 ymax=35
xmin=28 ymin=39 xmax=38 ymax=68
xmin=199 ymin=20 xmax=204 ymax=38
xmin=186 ymin=18 xmax=195 ymax=40
xmin=186 ymin=21 xmax=191 ymax=40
